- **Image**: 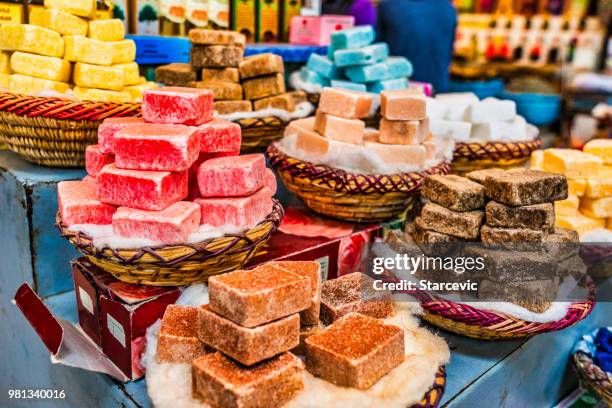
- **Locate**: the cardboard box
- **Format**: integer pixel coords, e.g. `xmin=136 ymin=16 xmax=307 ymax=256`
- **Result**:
xmin=281 ymin=0 xmax=301 ymax=42
xmin=256 ymin=0 xmax=279 ymax=42
xmin=1 ymin=0 xmax=25 ymax=24
xmin=289 ymin=15 xmax=354 ymax=46
xmin=231 ymin=0 xmax=256 ymax=43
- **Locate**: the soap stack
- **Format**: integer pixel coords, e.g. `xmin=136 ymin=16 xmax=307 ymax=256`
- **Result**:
xmin=300 ymin=25 xmax=413 ymax=94
xmin=58 ymin=87 xmax=276 ymax=246
xmin=0 ymin=0 xmax=153 ymax=102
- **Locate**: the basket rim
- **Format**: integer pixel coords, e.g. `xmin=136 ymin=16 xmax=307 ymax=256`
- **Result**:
xmin=453 ymin=138 xmax=542 ymax=161
xmin=412 ymin=365 xmax=446 ymax=408
xmin=572 ymin=351 xmax=612 ymax=387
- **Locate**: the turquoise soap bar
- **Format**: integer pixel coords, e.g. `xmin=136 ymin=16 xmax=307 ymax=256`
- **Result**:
xmin=306 ymin=54 xmax=342 ymax=79
xmin=331 ymin=80 xmax=367 ymax=92
xmin=299 ymin=67 xmax=330 ymax=87
xmin=344 ymin=62 xmax=388 ymax=83
xmin=384 ymin=57 xmax=413 ymax=79
xmin=367 ymin=77 xmax=409 ymax=93
xmin=333 ymin=43 xmax=390 ymax=67
xmin=330 ymin=26 xmax=375 ymax=50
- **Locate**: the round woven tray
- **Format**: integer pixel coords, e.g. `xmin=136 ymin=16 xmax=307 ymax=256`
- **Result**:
xmin=0 ymin=92 xmax=140 ymax=167
xmin=267 ymin=143 xmax=451 ymax=223
xmin=452 ymin=139 xmax=542 ymax=175
xmin=56 ymin=199 xmax=283 ymax=286
xmin=572 ymin=352 xmax=612 ymax=405
xmin=412 ymin=366 xmax=446 ymax=408
xmin=235 ymin=116 xmax=288 ymax=153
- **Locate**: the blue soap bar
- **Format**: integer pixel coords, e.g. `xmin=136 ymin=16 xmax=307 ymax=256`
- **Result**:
xmin=333 ymin=43 xmax=390 ymax=67
xmin=384 ymin=57 xmax=413 ymax=79
xmin=299 ymin=67 xmax=330 ymax=87
xmin=330 ymin=25 xmax=376 ymax=50
xmin=344 ymin=62 xmax=388 ymax=83
xmin=306 ymin=53 xmax=342 ymax=79
xmin=367 ymin=77 xmax=409 ymax=94
xmin=331 ymin=80 xmax=367 ymax=92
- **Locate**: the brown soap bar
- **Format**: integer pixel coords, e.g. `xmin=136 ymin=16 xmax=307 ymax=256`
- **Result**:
xmin=190 ymin=80 xmax=243 ymax=100
xmin=239 ymin=53 xmax=284 ymax=80
xmin=214 ymin=100 xmax=252 ymax=115
xmin=253 ymin=93 xmax=295 ymax=112
xmin=543 ymin=227 xmax=580 ymax=260
xmin=201 ymin=67 xmax=240 ymax=83
xmin=243 ymin=73 xmax=286 ymax=100
xmin=192 ymin=352 xmax=304 ymax=408
xmin=191 ymin=45 xmax=244 ymax=68
xmin=464 ymin=246 xmax=556 ymax=282
xmin=421 ymin=174 xmax=486 ymax=212
xmin=155 ymin=63 xmax=196 ymax=87
xmin=189 ymin=29 xmax=247 ymax=48
xmin=272 ymin=261 xmax=322 ymax=325
xmin=486 ymin=201 xmax=555 ymax=232
xmin=197 ymin=305 xmax=300 ymax=366
xmin=305 ymin=313 xmax=404 ymax=390
xmin=465 ymin=168 xmax=505 ymax=185
xmin=412 ymin=217 xmax=465 ymax=255
xmin=420 ymin=202 xmax=483 ymax=240
xmin=557 ymin=254 xmax=587 ymax=280
xmin=288 ymin=90 xmax=307 ymax=105
xmin=546 ymin=227 xmax=579 ymax=243
xmin=208 ymin=264 xmax=310 ymax=327
xmin=484 ymin=169 xmax=568 ymax=206
xmin=481 ymin=224 xmax=546 ymax=247
xmin=478 ymin=278 xmax=559 ymax=313
xmin=156 ymin=305 xmax=209 ymax=364
xmin=292 ymin=323 xmax=324 ymax=356
xmin=320 ymin=272 xmax=394 ymax=325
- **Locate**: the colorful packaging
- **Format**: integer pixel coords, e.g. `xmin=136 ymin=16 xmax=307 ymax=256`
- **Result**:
xmin=256 ymin=0 xmax=279 ymax=42
xmin=231 ymin=0 xmax=255 ymax=43
xmin=281 ymin=0 xmax=301 ymax=41
xmin=133 ymin=0 xmax=160 ymax=35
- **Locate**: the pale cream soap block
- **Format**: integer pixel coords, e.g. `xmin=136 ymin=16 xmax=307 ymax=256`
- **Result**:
xmin=111 ymin=40 xmax=136 ymax=64
xmin=73 ymin=86 xmax=132 ymax=103
xmin=74 ymin=63 xmax=124 ymax=91
xmin=29 ymin=8 xmax=88 ymax=36
xmin=0 ymin=51 xmax=10 ymax=74
xmin=64 ymin=36 xmax=114 ymax=65
xmin=88 ymin=19 xmax=125 ymax=42
xmin=0 ymin=25 xmax=64 ymax=58
xmin=10 ymin=52 xmax=71 ymax=82
xmin=114 ymin=62 xmax=140 ymax=86
xmin=44 ymin=0 xmax=96 ymax=18
xmin=10 ymin=74 xmax=69 ymax=95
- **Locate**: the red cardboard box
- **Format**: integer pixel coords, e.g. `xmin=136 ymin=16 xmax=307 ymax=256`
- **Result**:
xmin=289 ymin=15 xmax=355 ymax=46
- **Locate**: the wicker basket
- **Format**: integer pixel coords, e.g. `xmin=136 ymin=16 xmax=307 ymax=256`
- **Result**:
xmin=56 ymin=200 xmax=283 ymax=286
xmin=0 ymin=92 xmax=140 ymax=167
xmin=267 ymin=143 xmax=451 ymax=223
xmin=412 ymin=366 xmax=446 ymax=408
xmin=452 ymin=139 xmax=542 ymax=175
xmin=236 ymin=116 xmax=289 ymax=153
xmin=572 ymin=352 xmax=612 ymax=405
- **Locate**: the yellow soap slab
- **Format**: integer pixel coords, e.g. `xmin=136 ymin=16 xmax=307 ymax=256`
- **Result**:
xmin=30 ymin=8 xmax=88 ymax=36
xmin=10 ymin=52 xmax=71 ymax=82
xmin=584 ymin=139 xmax=612 ymax=165
xmin=73 ymin=86 xmax=132 ymax=103
xmin=88 ymin=19 xmax=124 ymax=42
xmin=0 ymin=24 xmax=64 ymax=58
xmin=555 ymin=195 xmax=579 ymax=216
xmin=9 ymin=74 xmax=69 ymax=95
xmin=580 ymin=196 xmax=612 ymax=219
xmin=543 ymin=148 xmax=603 ymax=179
xmin=0 ymin=73 xmax=10 ymax=88
xmin=64 ymin=36 xmax=114 ymax=66
xmin=74 ymin=63 xmax=124 ymax=91
xmin=110 ymin=40 xmax=136 ymax=64
xmin=568 ymin=178 xmax=586 ymax=197
xmin=44 ymin=0 xmax=96 ymax=18
xmin=124 ymin=81 xmax=157 ymax=101
xmin=530 ymin=150 xmax=544 ymax=170
xmin=0 ymin=51 xmax=10 ymax=74
xmin=114 ymin=62 xmax=139 ymax=86
xmin=556 ymin=212 xmax=605 ymax=236
xmin=585 ymin=167 xmax=612 ymax=198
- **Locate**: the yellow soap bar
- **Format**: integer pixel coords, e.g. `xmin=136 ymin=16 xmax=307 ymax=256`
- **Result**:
xmin=10 ymin=52 xmax=71 ymax=82
xmin=74 ymin=63 xmax=124 ymax=91
xmin=543 ymin=148 xmax=603 ymax=179
xmin=88 ymin=19 xmax=124 ymax=42
xmin=114 ymin=62 xmax=139 ymax=86
xmin=530 ymin=150 xmax=544 ymax=170
xmin=73 ymin=86 xmax=132 ymax=103
xmin=585 ymin=167 xmax=612 ymax=198
xmin=0 ymin=51 xmax=10 ymax=74
xmin=9 ymin=74 xmax=69 ymax=95
xmin=0 ymin=24 xmax=64 ymax=58
xmin=0 ymin=73 xmax=10 ymax=88
xmin=64 ymin=36 xmax=114 ymax=66
xmin=580 ymin=196 xmax=612 ymax=219
xmin=44 ymin=0 xmax=96 ymax=18
xmin=124 ymin=81 xmax=156 ymax=101
xmin=556 ymin=212 xmax=606 ymax=236
xmin=30 ymin=8 xmax=88 ymax=36
xmin=110 ymin=40 xmax=136 ymax=64
xmin=568 ymin=177 xmax=586 ymax=197
xmin=555 ymin=195 xmax=579 ymax=216
xmin=584 ymin=139 xmax=612 ymax=165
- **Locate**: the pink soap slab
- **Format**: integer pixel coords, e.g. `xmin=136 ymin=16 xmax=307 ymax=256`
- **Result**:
xmin=85 ymin=144 xmax=114 ymax=177
xmin=82 ymin=175 xmax=96 ymax=184
xmin=112 ymin=201 xmax=201 ymax=244
xmin=318 ymin=87 xmax=372 ymax=119
xmin=142 ymin=87 xmax=214 ymax=126
xmin=264 ymin=168 xmax=277 ymax=195
xmin=197 ymin=154 xmax=266 ymax=198
xmin=197 ymin=118 xmax=242 ymax=153
xmin=187 ymin=151 xmax=240 ymax=200
xmin=195 ymin=187 xmax=272 ymax=228
xmin=113 ymin=123 xmax=200 ymax=172
xmin=58 ymin=180 xmax=116 ymax=225
xmin=97 ymin=164 xmax=188 ymax=211
xmin=98 ymin=117 xmax=144 ymax=154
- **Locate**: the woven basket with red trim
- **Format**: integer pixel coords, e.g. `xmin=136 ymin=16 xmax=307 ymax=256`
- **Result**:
xmin=452 ymin=139 xmax=542 ymax=175
xmin=572 ymin=352 xmax=612 ymax=405
xmin=412 ymin=366 xmax=446 ymax=408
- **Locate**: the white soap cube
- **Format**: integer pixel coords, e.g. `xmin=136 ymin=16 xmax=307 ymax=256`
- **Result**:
xmin=429 ymin=119 xmax=472 ymax=142
xmin=466 ymin=98 xmax=517 ymax=123
xmin=425 ymin=97 xmax=447 ymax=120
xmin=435 ymin=92 xmax=479 ymax=105
xmin=445 ymin=104 xmax=471 ymax=121
xmin=471 ymin=116 xmax=528 ymax=141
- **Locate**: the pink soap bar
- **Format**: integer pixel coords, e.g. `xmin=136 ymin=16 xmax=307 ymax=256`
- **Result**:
xmin=264 ymin=169 xmax=277 ymax=195
xmin=85 ymin=144 xmax=114 ymax=177
xmin=112 ymin=201 xmax=201 ymax=244
xmin=314 ymin=111 xmax=364 ymax=144
xmin=423 ymin=140 xmax=435 ymax=161
xmin=197 ymin=118 xmax=242 ymax=153
xmin=195 ymin=187 xmax=272 ymax=228
xmin=318 ymin=88 xmax=372 ymax=119
xmin=58 ymin=180 xmax=116 ymax=225
xmin=380 ymin=89 xmax=426 ymax=121
xmin=114 ymin=123 xmax=200 ymax=172
xmin=98 ymin=117 xmax=144 ymax=154
xmin=197 ymin=154 xmax=266 ymax=197
xmin=82 ymin=175 xmax=96 ymax=184
xmin=142 ymin=87 xmax=214 ymax=126
xmin=97 ymin=164 xmax=188 ymax=211
xmin=365 ymin=142 xmax=426 ymax=167
xmin=187 ymin=151 xmax=240 ymax=200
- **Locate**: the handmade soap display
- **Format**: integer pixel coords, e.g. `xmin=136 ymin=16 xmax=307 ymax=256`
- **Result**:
xmin=57 ymin=87 xmax=283 ymax=286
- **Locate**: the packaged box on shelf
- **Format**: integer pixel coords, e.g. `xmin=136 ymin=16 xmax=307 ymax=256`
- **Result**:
xmin=289 ymin=15 xmax=355 ymax=46
xmin=231 ymin=0 xmax=256 ymax=43
xmin=255 ymin=0 xmax=280 ymax=42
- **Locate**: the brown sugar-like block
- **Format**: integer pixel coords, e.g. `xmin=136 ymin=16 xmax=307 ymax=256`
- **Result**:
xmin=214 ymin=100 xmax=253 ymax=115
xmin=483 ymin=169 xmax=568 ymax=206
xmin=421 ymin=174 xmax=486 ymax=212
xmin=189 ymin=29 xmax=247 ymax=48
xmin=292 ymin=323 xmax=324 ymax=356
xmin=192 ymin=352 xmax=304 ymax=408
xmin=201 ymin=67 xmax=240 ymax=83
xmin=478 ymin=278 xmax=559 ymax=313
xmin=208 ymin=264 xmax=310 ymax=327
xmin=191 ymin=45 xmax=244 ymax=68
xmin=305 ymin=313 xmax=404 ymax=390
xmin=412 ymin=217 xmax=465 ymax=255
xmin=465 ymin=168 xmax=505 ymax=185
xmin=486 ymin=201 xmax=555 ymax=232
xmin=481 ymin=224 xmax=546 ymax=246
xmin=155 ymin=63 xmax=196 ymax=87
xmin=420 ymin=202 xmax=483 ymax=240
xmin=253 ymin=93 xmax=295 ymax=112
xmin=288 ymin=90 xmax=307 ymax=105
xmin=272 ymin=261 xmax=322 ymax=325
xmin=544 ymin=227 xmax=580 ymax=260
xmin=189 ymin=80 xmax=243 ymax=100
xmin=320 ymin=272 xmax=394 ymax=325
xmin=239 ymin=53 xmax=284 ymax=80
xmin=197 ymin=305 xmax=300 ymax=366
xmin=464 ymin=246 xmax=556 ymax=282
xmin=243 ymin=73 xmax=286 ymax=100
xmin=156 ymin=305 xmax=209 ymax=364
